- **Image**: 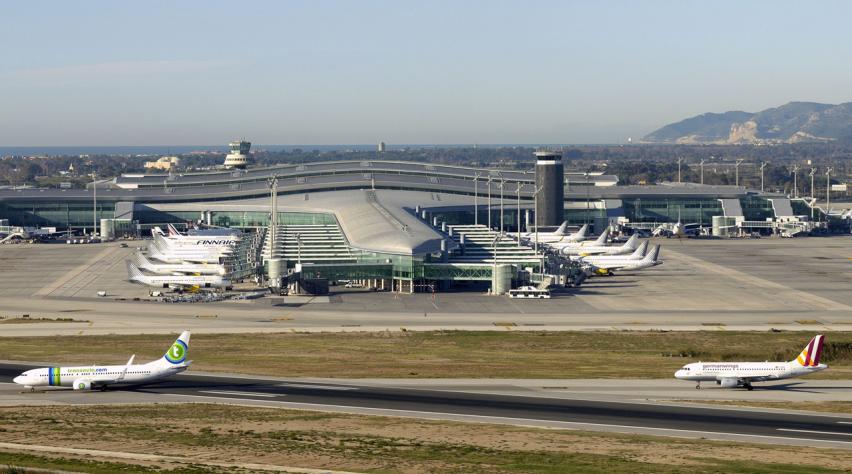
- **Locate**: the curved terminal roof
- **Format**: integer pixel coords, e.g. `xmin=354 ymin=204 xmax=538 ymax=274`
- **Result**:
xmin=114 ymin=160 xmax=619 ymax=189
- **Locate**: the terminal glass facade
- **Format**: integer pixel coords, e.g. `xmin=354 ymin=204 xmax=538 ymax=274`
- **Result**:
xmin=0 ymin=201 xmax=115 ymax=229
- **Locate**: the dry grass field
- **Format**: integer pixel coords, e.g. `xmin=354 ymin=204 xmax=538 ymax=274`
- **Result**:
xmin=1 ymin=330 xmax=851 ymax=379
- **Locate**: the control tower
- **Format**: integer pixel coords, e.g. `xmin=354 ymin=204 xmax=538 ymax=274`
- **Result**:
xmin=223 ymin=140 xmax=251 ymax=169
xmin=534 ymin=150 xmax=564 ymax=227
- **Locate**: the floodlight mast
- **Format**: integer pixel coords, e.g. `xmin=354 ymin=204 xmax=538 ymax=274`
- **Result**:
xmin=791 ymin=164 xmax=800 ymax=198
xmin=473 ymin=173 xmax=480 ymax=226
xmin=734 ymin=159 xmax=744 ymax=187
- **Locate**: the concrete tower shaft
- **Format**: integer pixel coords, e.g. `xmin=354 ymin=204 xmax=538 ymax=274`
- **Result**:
xmin=534 ymin=150 xmax=564 ymax=227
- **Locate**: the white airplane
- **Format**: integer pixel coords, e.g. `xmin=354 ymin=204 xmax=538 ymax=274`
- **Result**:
xmin=580 ymin=244 xmax=660 ymax=273
xmin=132 ymin=252 xmax=227 ymax=276
xmin=560 ymin=234 xmax=640 ymax=256
xmin=126 ymin=261 xmax=231 ymax=290
xmin=147 ymin=237 xmax=229 ymax=265
xmin=674 ymin=335 xmax=827 ymax=390
xmin=161 ymin=223 xmax=241 ymax=246
xmin=153 ymin=231 xmax=236 ymax=252
xmin=547 ymin=228 xmax=609 ymax=250
xmin=575 ymin=240 xmax=647 ymax=262
xmin=523 ymin=223 xmax=588 ymax=244
xmin=13 ymin=331 xmax=192 ymax=391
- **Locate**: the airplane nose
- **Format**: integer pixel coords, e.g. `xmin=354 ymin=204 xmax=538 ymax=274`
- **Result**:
xmin=13 ymin=376 xmax=24 ymax=384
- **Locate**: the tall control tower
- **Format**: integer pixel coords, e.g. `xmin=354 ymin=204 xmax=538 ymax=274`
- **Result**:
xmin=534 ymin=150 xmax=564 ymax=227
xmin=223 ymin=140 xmax=252 ymax=169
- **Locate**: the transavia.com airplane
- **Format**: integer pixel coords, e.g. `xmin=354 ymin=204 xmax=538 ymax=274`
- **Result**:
xmin=13 ymin=331 xmax=191 ymax=391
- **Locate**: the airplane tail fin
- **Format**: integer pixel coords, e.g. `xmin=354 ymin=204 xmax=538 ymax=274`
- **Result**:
xmin=793 ymin=335 xmax=825 ymax=367
xmin=630 ymin=240 xmax=649 ymax=258
xmin=554 ymin=221 xmax=569 ymax=236
xmin=133 ymin=252 xmax=151 ymax=269
xmin=125 ymin=261 xmax=145 ymax=281
xmin=151 ymin=330 xmax=191 ymax=368
xmin=641 ymin=244 xmax=660 ymax=263
xmin=574 ymin=224 xmax=589 ymax=240
xmin=167 ymin=223 xmax=181 ymax=237
xmin=622 ymin=234 xmax=639 ymax=250
xmin=152 ymin=226 xmax=166 ymax=236
xmin=592 ymin=228 xmax=609 ymax=246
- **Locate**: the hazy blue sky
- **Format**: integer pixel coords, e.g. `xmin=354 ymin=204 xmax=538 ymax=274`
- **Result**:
xmin=3 ymin=1 xmax=852 ymax=145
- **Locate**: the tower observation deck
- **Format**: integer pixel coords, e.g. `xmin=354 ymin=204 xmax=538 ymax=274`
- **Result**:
xmin=223 ymin=140 xmax=252 ymax=169
xmin=534 ymin=150 xmax=564 ymax=227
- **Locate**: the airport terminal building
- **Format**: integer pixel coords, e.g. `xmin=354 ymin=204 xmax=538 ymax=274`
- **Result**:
xmin=0 ymin=155 xmax=831 ymax=291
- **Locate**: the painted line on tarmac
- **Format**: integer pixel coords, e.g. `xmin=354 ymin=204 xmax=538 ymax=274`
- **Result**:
xmin=278 ymin=383 xmax=358 ymax=391
xmin=777 ymin=428 xmax=852 ymax=437
xmin=199 ymin=390 xmax=280 ymax=398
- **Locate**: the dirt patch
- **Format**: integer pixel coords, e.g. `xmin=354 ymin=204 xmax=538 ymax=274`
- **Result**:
xmin=0 ymin=404 xmax=849 ymax=473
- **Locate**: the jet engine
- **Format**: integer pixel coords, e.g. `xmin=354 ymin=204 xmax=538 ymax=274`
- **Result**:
xmin=718 ymin=377 xmax=739 ymax=388
xmin=73 ymin=379 xmax=93 ymax=390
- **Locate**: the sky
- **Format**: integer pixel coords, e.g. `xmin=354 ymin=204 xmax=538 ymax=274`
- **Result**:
xmin=2 ymin=0 xmax=852 ymax=146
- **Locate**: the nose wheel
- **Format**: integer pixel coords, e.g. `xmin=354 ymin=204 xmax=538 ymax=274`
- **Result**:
xmin=695 ymin=382 xmax=700 ymax=390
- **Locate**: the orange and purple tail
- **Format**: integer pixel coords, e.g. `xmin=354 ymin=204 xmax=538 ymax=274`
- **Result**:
xmin=794 ymin=335 xmax=825 ymax=367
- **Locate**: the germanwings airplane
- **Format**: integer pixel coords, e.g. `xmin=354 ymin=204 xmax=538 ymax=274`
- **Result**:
xmin=14 ymin=331 xmax=191 ymax=391
xmin=675 ymin=335 xmax=827 ymax=390
xmin=560 ymin=234 xmax=639 ymax=256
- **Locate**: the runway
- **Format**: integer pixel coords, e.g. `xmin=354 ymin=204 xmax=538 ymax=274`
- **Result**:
xmin=2 ymin=363 xmax=851 ymax=449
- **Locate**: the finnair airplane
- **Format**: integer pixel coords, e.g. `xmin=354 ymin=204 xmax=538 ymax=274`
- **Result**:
xmin=153 ymin=231 xmax=236 ymax=252
xmin=132 ymin=252 xmax=227 ymax=276
xmin=675 ymin=335 xmax=827 ymax=390
xmin=126 ymin=261 xmax=231 ymax=290
xmin=162 ymin=224 xmax=241 ymax=246
xmin=147 ymin=237 xmax=229 ymax=265
xmin=13 ymin=331 xmax=192 ymax=391
xmin=560 ymin=234 xmax=639 ymax=256
xmin=523 ymin=223 xmax=588 ymax=244
xmin=580 ymin=244 xmax=660 ymax=273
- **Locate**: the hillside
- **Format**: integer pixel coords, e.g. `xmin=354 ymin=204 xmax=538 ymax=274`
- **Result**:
xmin=644 ymin=101 xmax=852 ymax=144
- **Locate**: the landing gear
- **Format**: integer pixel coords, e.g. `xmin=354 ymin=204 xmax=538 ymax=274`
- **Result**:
xmin=695 ymin=382 xmax=701 ymax=390
xmin=744 ymin=383 xmax=754 ymax=391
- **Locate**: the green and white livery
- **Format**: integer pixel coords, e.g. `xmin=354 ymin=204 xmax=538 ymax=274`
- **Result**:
xmin=13 ymin=331 xmax=192 ymax=391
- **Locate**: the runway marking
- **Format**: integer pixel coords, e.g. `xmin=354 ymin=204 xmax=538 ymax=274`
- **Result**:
xmin=777 ymin=428 xmax=852 ymax=437
xmin=199 ymin=390 xmax=279 ymax=398
xmin=837 ymin=421 xmax=852 ymax=425
xmin=278 ymin=383 xmax=357 ymax=391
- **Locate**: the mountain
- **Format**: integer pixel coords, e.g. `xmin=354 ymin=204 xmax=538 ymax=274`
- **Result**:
xmin=643 ymin=101 xmax=852 ymax=144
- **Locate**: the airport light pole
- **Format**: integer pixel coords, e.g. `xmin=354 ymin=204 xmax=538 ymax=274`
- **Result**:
xmin=516 ymin=181 xmax=522 ymax=247
xmin=532 ymin=185 xmax=544 ymax=255
xmin=759 ymin=162 xmax=768 ymax=192
xmin=267 ymin=175 xmax=279 ymax=257
xmin=499 ymin=178 xmax=505 ymax=234
xmin=91 ymin=172 xmax=97 ymax=237
xmin=826 ymin=167 xmax=833 ymax=211
xmin=734 ymin=159 xmax=744 ymax=187
xmin=791 ymin=164 xmax=800 ymax=198
xmin=677 ymin=157 xmax=684 ymax=183
xmin=487 ymin=176 xmax=492 ymax=230
xmin=699 ymin=159 xmax=706 ymax=185
xmin=809 ymin=168 xmax=817 ymax=220
xmin=473 ymin=173 xmax=480 ymax=226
